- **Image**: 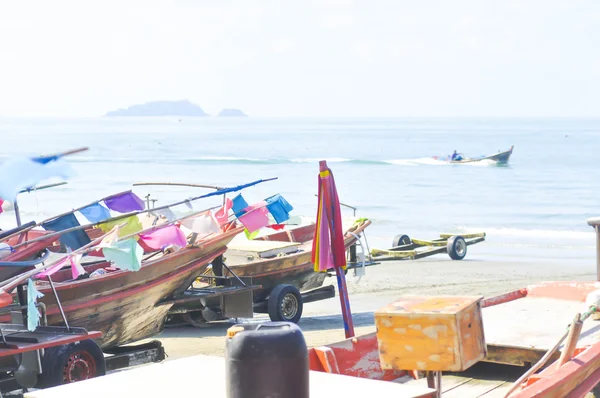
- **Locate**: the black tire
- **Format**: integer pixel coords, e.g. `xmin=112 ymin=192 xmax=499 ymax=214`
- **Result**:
xmin=183 ymin=311 xmax=211 ymax=328
xmin=37 ymin=339 xmax=106 ymax=389
xmin=267 ymin=284 xmax=303 ymax=324
xmin=447 ymin=236 xmax=467 ymax=260
xmin=392 ymin=234 xmax=411 ymax=247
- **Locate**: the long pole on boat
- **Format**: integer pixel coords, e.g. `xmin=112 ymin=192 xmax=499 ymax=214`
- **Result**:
xmin=3 ymin=177 xmax=276 ymax=245
xmin=14 ymin=182 xmax=70 ymax=228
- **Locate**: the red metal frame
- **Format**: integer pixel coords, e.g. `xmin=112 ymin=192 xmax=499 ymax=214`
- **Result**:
xmin=0 ymin=331 xmax=102 ymax=357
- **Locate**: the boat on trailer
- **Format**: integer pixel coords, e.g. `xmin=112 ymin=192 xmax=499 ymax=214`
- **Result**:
xmin=170 ymin=218 xmax=372 ymax=326
xmin=433 ymin=146 xmax=514 ymax=165
xmin=0 ymin=179 xmax=289 ymax=349
xmin=0 ymin=219 xmax=247 ymax=350
xmin=129 ymin=181 xmax=374 ymax=327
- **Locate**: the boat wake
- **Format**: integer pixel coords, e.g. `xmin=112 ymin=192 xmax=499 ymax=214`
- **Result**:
xmin=69 ymin=156 xmax=507 ymax=167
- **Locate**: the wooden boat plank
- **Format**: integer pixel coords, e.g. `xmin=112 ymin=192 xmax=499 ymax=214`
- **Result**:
xmin=440 ymin=376 xmax=512 ymax=397
xmin=226 ymin=239 xmax=302 ymax=258
xmin=484 ymin=344 xmax=560 ymax=366
xmin=401 ymin=374 xmax=513 ymax=397
xmin=482 ymin=297 xmax=600 ymax=352
xmin=24 ymin=355 xmax=438 ymax=398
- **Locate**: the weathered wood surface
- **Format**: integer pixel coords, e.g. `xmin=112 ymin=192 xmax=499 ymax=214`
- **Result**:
xmin=482 ymin=297 xmax=600 ymax=353
xmin=226 ymin=239 xmax=302 ymax=259
xmin=375 ymin=296 xmax=486 ymax=372
xmin=24 ymin=355 xmax=438 ymax=398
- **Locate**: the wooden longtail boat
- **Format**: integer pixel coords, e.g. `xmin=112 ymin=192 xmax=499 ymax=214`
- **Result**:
xmin=433 ymin=146 xmax=514 ymax=164
xmin=171 ymin=219 xmax=371 ymax=325
xmin=307 ymin=281 xmax=600 ymax=397
xmin=228 ymin=219 xmax=371 ymax=301
xmin=0 ymin=224 xmax=61 ymax=281
xmin=0 ymin=222 xmax=244 ymax=349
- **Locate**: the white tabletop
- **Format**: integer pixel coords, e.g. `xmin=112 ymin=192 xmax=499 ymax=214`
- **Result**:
xmin=25 ymin=355 xmax=436 ymax=398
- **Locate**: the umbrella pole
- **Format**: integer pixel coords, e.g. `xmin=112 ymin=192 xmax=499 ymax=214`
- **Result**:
xmin=335 ymin=268 xmax=355 ymax=338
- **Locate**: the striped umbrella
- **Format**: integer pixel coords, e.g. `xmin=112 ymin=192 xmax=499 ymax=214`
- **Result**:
xmin=312 ymin=160 xmax=355 ymax=338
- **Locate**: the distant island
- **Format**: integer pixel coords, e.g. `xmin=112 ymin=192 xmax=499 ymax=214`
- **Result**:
xmin=217 ymin=108 xmax=248 ymax=117
xmin=105 ymin=100 xmax=209 ymax=117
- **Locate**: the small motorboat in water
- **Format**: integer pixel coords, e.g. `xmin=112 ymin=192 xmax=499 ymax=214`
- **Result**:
xmin=433 ymin=145 xmax=514 ymax=164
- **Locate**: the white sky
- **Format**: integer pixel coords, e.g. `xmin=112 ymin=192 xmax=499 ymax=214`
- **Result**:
xmin=0 ymin=0 xmax=599 ymax=117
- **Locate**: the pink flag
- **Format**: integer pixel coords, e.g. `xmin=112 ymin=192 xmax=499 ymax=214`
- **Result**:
xmin=69 ymin=252 xmax=85 ymax=279
xmin=215 ymin=198 xmax=232 ymax=226
xmin=35 ymin=257 xmax=68 ymax=279
xmin=238 ymin=201 xmax=270 ymax=233
xmin=138 ymin=225 xmax=187 ymax=251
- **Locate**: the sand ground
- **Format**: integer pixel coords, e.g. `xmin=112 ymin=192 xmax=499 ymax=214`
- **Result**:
xmin=149 ymin=257 xmax=597 ymax=359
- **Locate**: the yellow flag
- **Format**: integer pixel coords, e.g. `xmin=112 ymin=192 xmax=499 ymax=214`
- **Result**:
xmin=99 ymin=215 xmax=143 ymax=238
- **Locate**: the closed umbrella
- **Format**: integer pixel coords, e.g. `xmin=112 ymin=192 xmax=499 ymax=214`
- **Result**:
xmin=312 ymin=160 xmax=354 ymax=338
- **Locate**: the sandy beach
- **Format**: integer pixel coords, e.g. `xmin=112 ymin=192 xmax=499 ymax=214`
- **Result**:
xmin=150 ymin=257 xmax=597 ymax=359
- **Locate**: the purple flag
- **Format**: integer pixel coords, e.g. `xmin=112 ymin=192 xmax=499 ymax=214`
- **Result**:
xmin=104 ymin=192 xmax=145 ymax=213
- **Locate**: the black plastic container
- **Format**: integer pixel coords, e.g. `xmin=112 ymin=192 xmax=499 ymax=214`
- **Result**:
xmin=225 ymin=321 xmax=309 ymax=398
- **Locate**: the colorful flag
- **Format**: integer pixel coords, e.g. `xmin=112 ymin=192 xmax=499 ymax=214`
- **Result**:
xmin=238 ymin=201 xmax=270 ymax=233
xmin=103 ymin=192 xmax=145 ymax=213
xmin=214 ymin=198 xmax=233 ymax=226
xmin=243 ymin=228 xmax=260 ymax=240
xmin=231 ymin=194 xmax=249 ymax=217
xmin=34 ymin=251 xmax=85 ymax=280
xmin=99 ymin=215 xmax=142 ymax=238
xmin=0 ymin=156 xmax=73 ymax=202
xmin=265 ymin=194 xmax=293 ymax=224
xmin=68 ymin=249 xmax=85 ymax=279
xmin=139 ymin=225 xmax=187 ymax=251
xmin=181 ymin=211 xmax=221 ymax=236
xmin=41 ymin=213 xmax=92 ymax=251
xmin=102 ymin=238 xmax=143 ymax=272
xmin=97 ymin=225 xmax=121 ymax=249
xmin=79 ymin=203 xmax=112 ymax=223
xmin=155 ymin=207 xmax=177 ymax=222
xmin=27 ymin=278 xmax=44 ymax=331
xmin=34 ymin=257 xmax=69 ymax=279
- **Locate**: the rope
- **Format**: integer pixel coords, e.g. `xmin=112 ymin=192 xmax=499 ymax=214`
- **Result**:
xmin=503 ymin=305 xmax=597 ymax=397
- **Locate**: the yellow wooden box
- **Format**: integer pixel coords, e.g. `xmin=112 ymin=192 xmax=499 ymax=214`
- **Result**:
xmin=374 ymin=295 xmax=486 ymax=372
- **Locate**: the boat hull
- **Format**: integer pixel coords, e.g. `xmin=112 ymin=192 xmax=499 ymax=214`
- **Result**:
xmin=307 ymin=280 xmax=600 ymax=398
xmin=435 ymin=146 xmax=514 ymax=164
xmin=0 ymin=230 xmax=61 ymax=281
xmin=211 ymin=220 xmax=370 ymax=304
xmin=1 ymin=227 xmax=243 ymax=349
xmin=224 ymin=250 xmax=327 ymax=303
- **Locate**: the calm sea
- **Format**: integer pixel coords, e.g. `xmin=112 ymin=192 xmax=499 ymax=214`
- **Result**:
xmin=1 ymin=117 xmax=599 ymax=266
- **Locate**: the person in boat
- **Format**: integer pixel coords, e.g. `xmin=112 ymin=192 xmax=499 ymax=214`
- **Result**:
xmin=451 ymin=150 xmax=463 ymax=161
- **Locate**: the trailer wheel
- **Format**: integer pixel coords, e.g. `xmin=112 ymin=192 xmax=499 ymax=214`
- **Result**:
xmin=183 ymin=311 xmax=211 ymax=328
xmin=447 ymin=236 xmax=467 ymax=260
xmin=36 ymin=340 xmax=106 ymax=389
xmin=392 ymin=234 xmax=411 ymax=247
xmin=268 ymin=284 xmax=303 ymax=324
